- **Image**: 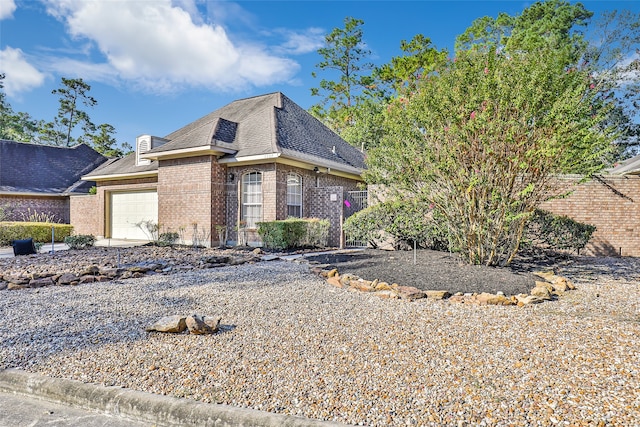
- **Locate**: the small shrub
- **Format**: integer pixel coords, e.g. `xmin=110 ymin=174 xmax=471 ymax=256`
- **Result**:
xmin=0 ymin=222 xmax=73 ymax=246
xmin=525 ymin=209 xmax=596 ymax=253
xmin=158 ymin=232 xmax=179 ymax=246
xmin=136 ymin=220 xmax=160 ymax=241
xmin=300 ymin=218 xmax=330 ymax=248
xmin=257 ymin=218 xmax=328 ymax=250
xmin=64 ymin=234 xmax=96 ymax=249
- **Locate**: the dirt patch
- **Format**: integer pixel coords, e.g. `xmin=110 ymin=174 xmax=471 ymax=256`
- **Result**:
xmin=306 ymin=249 xmax=545 ymax=295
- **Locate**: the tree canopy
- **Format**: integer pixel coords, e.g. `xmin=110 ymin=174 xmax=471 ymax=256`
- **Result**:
xmin=365 ymin=46 xmax=617 ymax=265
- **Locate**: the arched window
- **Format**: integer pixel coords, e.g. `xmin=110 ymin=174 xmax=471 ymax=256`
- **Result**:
xmin=286 ymin=173 xmax=302 ymax=218
xmin=241 ymin=172 xmax=262 ymax=228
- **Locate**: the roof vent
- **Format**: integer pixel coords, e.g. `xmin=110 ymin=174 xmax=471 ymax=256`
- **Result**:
xmin=136 ymin=135 xmax=168 ymax=166
xmin=331 ymin=145 xmax=336 ymax=154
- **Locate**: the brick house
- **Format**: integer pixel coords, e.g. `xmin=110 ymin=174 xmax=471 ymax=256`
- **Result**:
xmin=542 ymin=155 xmax=640 ymax=257
xmin=75 ymin=92 xmax=366 ymax=246
xmin=0 ymin=140 xmax=107 ymax=223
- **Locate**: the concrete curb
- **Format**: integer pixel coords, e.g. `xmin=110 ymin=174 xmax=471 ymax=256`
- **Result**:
xmin=0 ymin=369 xmax=348 ymax=427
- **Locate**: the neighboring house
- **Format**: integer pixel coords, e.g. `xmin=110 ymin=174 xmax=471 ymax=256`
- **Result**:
xmin=0 ymin=140 xmax=107 ymax=223
xmin=542 ymin=153 xmax=640 ymax=257
xmin=75 ymin=92 xmax=366 ymax=246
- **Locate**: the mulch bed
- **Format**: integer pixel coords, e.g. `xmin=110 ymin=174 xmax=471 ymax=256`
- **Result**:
xmin=305 ymin=248 xmax=562 ymax=295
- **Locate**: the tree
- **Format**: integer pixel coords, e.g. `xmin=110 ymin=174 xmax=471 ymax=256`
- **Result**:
xmin=584 ymin=9 xmax=640 ymax=157
xmin=376 ymin=34 xmax=447 ymax=94
xmin=455 ymin=0 xmax=593 ymax=64
xmin=339 ymin=35 xmax=447 ymax=151
xmin=0 ymin=74 xmax=40 ymax=142
xmin=49 ymin=77 xmax=97 ymax=146
xmin=365 ymin=46 xmax=616 ymax=266
xmin=89 ymin=123 xmax=131 ymax=157
xmin=310 ymin=17 xmax=374 ymax=134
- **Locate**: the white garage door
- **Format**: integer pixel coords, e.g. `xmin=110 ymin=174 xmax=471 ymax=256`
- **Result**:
xmin=110 ymin=191 xmax=158 ymax=240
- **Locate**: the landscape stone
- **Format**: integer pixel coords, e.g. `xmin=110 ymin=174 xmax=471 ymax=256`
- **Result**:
xmin=326 ymin=276 xmax=344 ymax=288
xmin=57 ymin=273 xmax=78 ymax=285
xmin=145 ymin=315 xmax=187 ymax=333
xmin=203 ymin=315 xmax=222 ymax=332
xmin=28 ymin=277 xmax=54 ymax=288
xmin=424 ymin=290 xmax=451 ymax=300
xmin=529 ymin=285 xmax=552 ymax=299
xmin=395 ymin=285 xmax=426 ymax=301
xmin=186 ymin=314 xmax=216 ymax=334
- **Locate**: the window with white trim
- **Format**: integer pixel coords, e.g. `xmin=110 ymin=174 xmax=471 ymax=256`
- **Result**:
xmin=286 ymin=173 xmax=302 ymax=218
xmin=241 ymin=172 xmax=262 ymax=228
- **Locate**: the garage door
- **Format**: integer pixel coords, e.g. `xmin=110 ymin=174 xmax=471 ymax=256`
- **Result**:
xmin=110 ymin=191 xmax=158 ymax=240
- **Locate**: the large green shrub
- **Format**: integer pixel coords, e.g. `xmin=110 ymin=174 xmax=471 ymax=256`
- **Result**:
xmin=343 ymin=199 xmax=449 ymax=250
xmin=0 ymin=222 xmax=73 ymax=246
xmin=525 ymin=209 xmax=596 ymax=253
xmin=299 ymin=218 xmax=330 ymax=248
xmin=257 ymin=218 xmax=329 ymax=250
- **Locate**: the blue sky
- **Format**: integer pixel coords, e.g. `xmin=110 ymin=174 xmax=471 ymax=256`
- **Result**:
xmin=1 ymin=0 xmax=638 ymax=149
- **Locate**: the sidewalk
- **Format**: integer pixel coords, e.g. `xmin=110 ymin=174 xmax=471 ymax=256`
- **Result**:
xmin=0 ymin=369 xmax=345 ymax=427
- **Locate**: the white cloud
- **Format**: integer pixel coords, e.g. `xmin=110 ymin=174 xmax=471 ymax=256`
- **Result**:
xmin=0 ymin=47 xmax=47 ymax=97
xmin=43 ymin=0 xmax=299 ymax=93
xmin=0 ymin=0 xmax=17 ymax=20
xmin=275 ymin=28 xmax=325 ymax=55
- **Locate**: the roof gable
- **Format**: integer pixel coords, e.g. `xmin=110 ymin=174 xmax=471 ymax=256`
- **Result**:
xmin=0 ymin=140 xmax=108 ymax=194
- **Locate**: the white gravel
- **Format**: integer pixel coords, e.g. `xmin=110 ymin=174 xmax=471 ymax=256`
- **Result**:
xmin=1 ymin=259 xmax=639 ymax=426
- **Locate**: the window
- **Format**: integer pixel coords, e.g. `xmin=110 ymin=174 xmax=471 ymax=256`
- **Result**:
xmin=241 ymin=172 xmax=262 ymax=228
xmin=286 ymin=173 xmax=302 ymax=218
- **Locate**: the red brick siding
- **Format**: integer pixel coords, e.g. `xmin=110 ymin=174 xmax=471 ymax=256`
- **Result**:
xmin=157 ymin=156 xmax=227 ymax=246
xmin=541 ymin=175 xmax=640 ymax=257
xmin=0 ymin=195 xmax=69 ymax=223
xmin=69 ymin=195 xmax=100 ymax=235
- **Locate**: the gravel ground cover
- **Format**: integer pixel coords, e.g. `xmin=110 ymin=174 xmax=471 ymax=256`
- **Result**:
xmin=1 ymin=251 xmax=639 ymax=426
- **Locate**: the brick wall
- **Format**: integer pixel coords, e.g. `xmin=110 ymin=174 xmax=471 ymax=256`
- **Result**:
xmin=541 ymin=175 xmax=640 ymax=257
xmin=0 ymin=194 xmax=69 ymax=223
xmin=69 ymin=194 xmax=100 ymax=235
xmin=157 ymin=156 xmax=227 ymax=246
xmin=308 ymin=186 xmax=345 ymax=247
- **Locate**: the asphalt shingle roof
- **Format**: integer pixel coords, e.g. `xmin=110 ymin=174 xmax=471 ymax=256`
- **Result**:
xmin=97 ymin=92 xmax=364 ymax=177
xmin=0 ymin=140 xmax=107 ymax=194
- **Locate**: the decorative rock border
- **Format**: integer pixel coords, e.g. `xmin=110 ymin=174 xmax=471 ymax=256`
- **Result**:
xmin=0 ymin=253 xmax=260 ymax=291
xmin=310 ymin=265 xmax=576 ymax=306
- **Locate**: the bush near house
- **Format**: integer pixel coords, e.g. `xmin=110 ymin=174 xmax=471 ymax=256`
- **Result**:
xmin=257 ymin=218 xmax=330 ymax=250
xmin=0 ymin=222 xmax=73 ymax=246
xmin=344 ymin=200 xmax=449 ymax=250
xmin=64 ymin=234 xmax=96 ymax=249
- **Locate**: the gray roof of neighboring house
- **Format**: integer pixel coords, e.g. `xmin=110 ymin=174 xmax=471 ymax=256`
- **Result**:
xmin=608 ymin=154 xmax=640 ymax=175
xmin=0 ymin=140 xmax=108 ymax=194
xmin=88 ymin=92 xmax=365 ymax=178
